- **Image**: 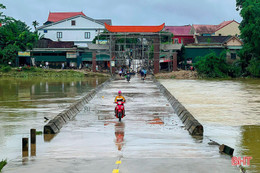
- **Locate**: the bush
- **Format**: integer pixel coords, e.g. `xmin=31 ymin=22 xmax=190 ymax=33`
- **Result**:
xmin=228 ymin=61 xmax=243 ymax=78
xmin=22 ymin=66 xmax=37 ymax=72
xmin=247 ymin=58 xmax=260 ymax=77
xmin=0 ymin=65 xmax=11 ymax=72
xmin=194 ymin=52 xmax=229 ymax=78
xmin=0 ymin=159 xmax=7 ymax=172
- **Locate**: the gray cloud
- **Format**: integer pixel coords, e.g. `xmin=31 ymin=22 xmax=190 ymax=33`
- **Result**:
xmin=1 ymin=0 xmax=241 ymax=30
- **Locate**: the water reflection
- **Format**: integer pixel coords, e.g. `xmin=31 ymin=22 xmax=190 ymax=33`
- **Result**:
xmin=114 ymin=122 xmax=125 ymax=151
xmin=0 ymin=76 xmax=107 ymax=160
xmin=239 ymin=125 xmax=260 ymax=172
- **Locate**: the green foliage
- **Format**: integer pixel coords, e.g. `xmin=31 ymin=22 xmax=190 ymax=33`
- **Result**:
xmin=0 ymin=159 xmax=7 ymax=172
xmin=195 ymin=51 xmax=245 ymax=78
xmin=0 ymin=44 xmax=19 ymax=64
xmin=0 ymin=20 xmax=38 ymax=50
xmin=22 ymin=66 xmax=37 ymax=72
xmin=0 ymin=3 xmax=6 ymax=24
xmin=236 ymin=0 xmax=260 ymax=77
xmin=36 ymin=131 xmax=43 ymax=135
xmin=247 ymin=58 xmax=260 ymax=77
xmin=194 ymin=52 xmax=230 ymax=78
xmin=228 ymin=60 xmax=243 ymax=78
xmin=160 ymin=31 xmax=173 ymax=43
xmin=32 ymin=20 xmax=39 ymax=31
xmin=92 ymin=31 xmax=109 ymax=44
xmin=0 ymin=65 xmax=11 ymax=72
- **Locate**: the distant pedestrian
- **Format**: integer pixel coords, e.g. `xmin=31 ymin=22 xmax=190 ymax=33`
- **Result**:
xmin=61 ymin=63 xmax=65 ymax=70
xmin=142 ymin=69 xmax=147 ymax=79
xmin=119 ymin=70 xmax=123 ymax=78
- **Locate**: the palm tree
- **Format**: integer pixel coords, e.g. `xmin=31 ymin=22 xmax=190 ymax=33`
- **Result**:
xmin=32 ymin=20 xmax=39 ymax=31
xmin=0 ymin=3 xmax=6 ymax=24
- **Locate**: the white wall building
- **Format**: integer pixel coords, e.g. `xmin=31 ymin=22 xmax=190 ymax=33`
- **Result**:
xmin=37 ymin=12 xmax=111 ymax=47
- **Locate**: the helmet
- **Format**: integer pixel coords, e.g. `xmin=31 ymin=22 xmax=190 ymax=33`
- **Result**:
xmin=118 ymin=90 xmax=122 ymax=94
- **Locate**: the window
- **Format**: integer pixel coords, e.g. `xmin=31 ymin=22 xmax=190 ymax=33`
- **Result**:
xmin=85 ymin=32 xmax=91 ymax=39
xmin=57 ymin=32 xmax=62 ymax=38
xmin=231 ymin=53 xmax=237 ymax=60
xmin=174 ymin=38 xmax=179 ymax=44
xmin=71 ymin=20 xmax=76 ymax=26
xmin=44 ymin=30 xmax=48 ymax=33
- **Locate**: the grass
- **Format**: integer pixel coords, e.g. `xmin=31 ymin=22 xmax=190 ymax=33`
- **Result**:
xmin=0 ymin=68 xmax=110 ymax=78
xmin=0 ymin=68 xmax=85 ymax=78
xmin=0 ymin=159 xmax=7 ymax=172
xmin=36 ymin=131 xmax=43 ymax=135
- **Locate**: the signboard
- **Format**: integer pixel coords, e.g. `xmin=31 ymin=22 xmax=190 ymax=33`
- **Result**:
xmin=96 ymin=40 xmax=108 ymax=44
xmin=18 ymin=51 xmax=30 ymax=57
xmin=160 ymin=58 xmax=172 ymax=63
xmin=66 ymin=52 xmax=77 ymax=58
xmin=111 ymin=61 xmax=115 ymax=67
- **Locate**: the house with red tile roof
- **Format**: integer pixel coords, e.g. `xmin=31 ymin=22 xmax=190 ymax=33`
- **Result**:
xmin=37 ymin=12 xmax=112 ymax=47
xmin=164 ymin=25 xmax=195 ymax=45
xmin=190 ymin=20 xmax=240 ymax=36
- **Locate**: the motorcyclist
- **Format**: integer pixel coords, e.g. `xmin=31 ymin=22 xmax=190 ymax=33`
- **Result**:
xmin=114 ymin=91 xmax=126 ymax=116
xmin=114 ymin=90 xmax=126 ymax=102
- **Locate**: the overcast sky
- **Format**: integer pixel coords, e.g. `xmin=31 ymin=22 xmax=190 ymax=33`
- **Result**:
xmin=1 ymin=0 xmax=241 ymax=29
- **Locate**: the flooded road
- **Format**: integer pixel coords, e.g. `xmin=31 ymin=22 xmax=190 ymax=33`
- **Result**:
xmin=3 ymin=77 xmax=238 ymax=173
xmin=0 ymin=77 xmax=107 ymax=161
xmin=160 ymin=79 xmax=260 ymax=173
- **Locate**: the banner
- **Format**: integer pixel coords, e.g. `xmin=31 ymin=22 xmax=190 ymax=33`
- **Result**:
xmin=66 ymin=52 xmax=77 ymax=58
xmin=18 ymin=51 xmax=30 ymax=57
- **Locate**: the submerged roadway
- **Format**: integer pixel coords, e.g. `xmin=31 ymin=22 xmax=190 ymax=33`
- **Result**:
xmin=5 ymin=76 xmax=238 ymax=173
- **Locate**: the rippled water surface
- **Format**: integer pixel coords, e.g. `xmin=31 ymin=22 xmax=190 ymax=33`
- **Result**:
xmin=160 ymin=79 xmax=260 ymax=173
xmin=0 ymin=77 xmax=107 ymax=160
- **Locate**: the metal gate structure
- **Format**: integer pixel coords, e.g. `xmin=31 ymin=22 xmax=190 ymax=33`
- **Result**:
xmin=95 ymin=23 xmax=175 ymax=74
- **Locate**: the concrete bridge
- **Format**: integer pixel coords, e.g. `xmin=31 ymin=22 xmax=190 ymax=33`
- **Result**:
xmin=9 ymin=76 xmax=238 ymax=173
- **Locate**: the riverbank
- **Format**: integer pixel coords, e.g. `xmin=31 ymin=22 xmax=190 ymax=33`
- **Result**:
xmin=0 ymin=68 xmax=110 ymax=78
xmin=155 ymin=70 xmax=198 ymax=79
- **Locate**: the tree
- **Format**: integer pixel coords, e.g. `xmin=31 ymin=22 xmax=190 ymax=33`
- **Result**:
xmin=236 ymin=0 xmax=260 ymax=77
xmin=0 ymin=3 xmax=6 ymax=23
xmin=32 ymin=20 xmax=39 ymax=31
xmin=194 ymin=52 xmax=230 ymax=78
xmin=0 ymin=44 xmax=19 ymax=64
xmin=0 ymin=20 xmax=38 ymax=50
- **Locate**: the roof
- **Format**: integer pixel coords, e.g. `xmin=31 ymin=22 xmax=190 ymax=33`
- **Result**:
xmin=193 ymin=25 xmax=217 ymax=34
xmin=36 ymin=38 xmax=75 ymax=48
xmin=47 ymin=12 xmax=86 ymax=23
xmin=215 ymin=20 xmax=239 ymax=32
xmin=197 ymin=36 xmax=232 ymax=44
xmin=164 ymin=25 xmax=192 ymax=35
xmin=193 ymin=20 xmax=240 ymax=34
xmin=96 ymin=19 xmax=112 ymax=25
xmin=105 ymin=23 xmax=165 ymax=33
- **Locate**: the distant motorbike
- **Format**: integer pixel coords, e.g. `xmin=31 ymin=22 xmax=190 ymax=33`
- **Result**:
xmin=115 ymin=101 xmax=125 ymax=122
xmin=126 ymin=73 xmax=131 ymax=82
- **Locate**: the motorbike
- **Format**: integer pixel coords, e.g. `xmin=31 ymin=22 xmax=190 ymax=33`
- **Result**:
xmin=126 ymin=73 xmax=131 ymax=82
xmin=115 ymin=101 xmax=125 ymax=122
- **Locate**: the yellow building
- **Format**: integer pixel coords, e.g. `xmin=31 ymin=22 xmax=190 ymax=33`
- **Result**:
xmin=191 ymin=20 xmax=240 ymax=36
xmin=215 ymin=20 xmax=241 ymax=36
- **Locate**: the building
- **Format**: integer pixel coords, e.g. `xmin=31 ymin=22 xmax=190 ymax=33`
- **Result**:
xmin=185 ymin=35 xmax=243 ymax=64
xmin=164 ymin=25 xmax=195 ymax=45
xmin=190 ymin=20 xmax=240 ymax=36
xmin=37 ymin=12 xmax=112 ymax=47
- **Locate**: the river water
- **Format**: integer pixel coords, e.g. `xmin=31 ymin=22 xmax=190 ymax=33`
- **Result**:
xmin=0 ymin=77 xmax=107 ymax=161
xmin=160 ymin=79 xmax=260 ymax=173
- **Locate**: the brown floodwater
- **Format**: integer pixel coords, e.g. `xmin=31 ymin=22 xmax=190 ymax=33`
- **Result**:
xmin=160 ymin=79 xmax=260 ymax=173
xmin=0 ymin=77 xmax=107 ymax=161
